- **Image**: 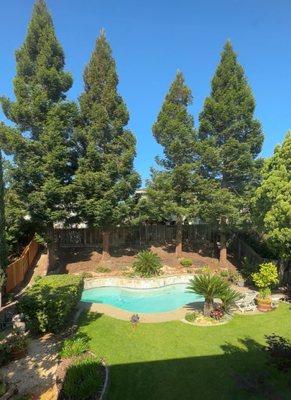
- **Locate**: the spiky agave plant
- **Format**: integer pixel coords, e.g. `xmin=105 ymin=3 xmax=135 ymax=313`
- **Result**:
xmin=188 ymin=273 xmax=229 ymax=316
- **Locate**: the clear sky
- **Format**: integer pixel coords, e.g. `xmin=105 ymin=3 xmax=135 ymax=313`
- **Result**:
xmin=1 ymin=0 xmax=290 ymax=183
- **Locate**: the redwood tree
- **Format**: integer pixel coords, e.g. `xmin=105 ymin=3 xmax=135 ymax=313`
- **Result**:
xmin=198 ymin=41 xmax=264 ymax=264
xmin=148 ymin=71 xmax=199 ymax=256
xmin=0 ymin=0 xmax=77 ymax=268
xmin=74 ymin=30 xmax=140 ymax=257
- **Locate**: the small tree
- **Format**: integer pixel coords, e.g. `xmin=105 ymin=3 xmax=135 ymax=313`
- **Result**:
xmin=188 ymin=273 xmax=229 ymax=316
xmin=0 ymin=151 xmax=6 ymax=305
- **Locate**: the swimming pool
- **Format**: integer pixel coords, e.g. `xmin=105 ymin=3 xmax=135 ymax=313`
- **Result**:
xmin=81 ymin=283 xmax=204 ymax=313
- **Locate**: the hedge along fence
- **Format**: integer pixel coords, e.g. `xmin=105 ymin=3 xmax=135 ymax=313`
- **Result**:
xmin=6 ymin=239 xmax=39 ymax=293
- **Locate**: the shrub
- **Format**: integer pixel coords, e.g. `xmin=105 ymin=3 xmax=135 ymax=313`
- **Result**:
xmin=210 ymin=307 xmax=224 ymax=320
xmin=0 ymin=329 xmax=28 ymax=366
xmin=18 ymin=274 xmax=83 ymax=334
xmin=188 ymin=273 xmax=230 ymax=316
xmin=220 ymin=288 xmax=242 ymax=314
xmin=229 ymin=271 xmax=244 ymax=285
xmin=62 ymin=356 xmax=103 ymax=400
xmin=265 ymin=333 xmax=291 ymax=372
xmin=180 ymin=258 xmax=192 ymax=268
xmin=241 ymin=257 xmax=259 ymax=283
xmin=252 ymin=262 xmax=279 ymax=299
xmin=95 ymin=266 xmax=111 ymax=273
xmin=185 ymin=311 xmax=200 ymax=322
xmin=0 ymin=381 xmax=6 ymax=397
xmin=133 ymin=250 xmax=162 ymax=277
xmin=60 ymin=335 xmax=89 ymax=358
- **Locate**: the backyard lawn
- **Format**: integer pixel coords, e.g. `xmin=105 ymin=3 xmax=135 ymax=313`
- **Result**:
xmin=78 ymin=304 xmax=291 ymax=400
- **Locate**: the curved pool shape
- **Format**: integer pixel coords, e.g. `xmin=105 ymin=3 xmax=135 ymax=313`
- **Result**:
xmin=81 ymin=283 xmax=204 ymax=313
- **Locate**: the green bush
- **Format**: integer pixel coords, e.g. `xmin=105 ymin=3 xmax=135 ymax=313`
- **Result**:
xmin=62 ymin=356 xmax=103 ymax=400
xmin=60 ymin=335 xmax=89 ymax=358
xmin=180 ymin=258 xmax=193 ymax=268
xmin=18 ymin=274 xmax=83 ymax=334
xmin=220 ymin=288 xmax=242 ymax=314
xmin=185 ymin=311 xmax=200 ymax=322
xmin=133 ymin=250 xmax=162 ymax=277
xmin=252 ymin=262 xmax=279 ymax=299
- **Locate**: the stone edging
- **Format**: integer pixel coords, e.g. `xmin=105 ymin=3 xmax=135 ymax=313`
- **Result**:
xmin=181 ymin=317 xmax=231 ymax=327
xmin=84 ymin=274 xmax=194 ymax=290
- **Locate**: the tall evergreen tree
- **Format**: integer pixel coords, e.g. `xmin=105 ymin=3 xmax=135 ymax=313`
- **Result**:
xmin=198 ymin=41 xmax=264 ymax=263
xmin=0 ymin=150 xmax=6 ymax=279
xmin=74 ymin=30 xmax=140 ymax=257
xmin=146 ymin=71 xmax=198 ymax=255
xmin=0 ymin=0 xmax=77 ymax=267
xmin=253 ymin=132 xmax=291 ymax=261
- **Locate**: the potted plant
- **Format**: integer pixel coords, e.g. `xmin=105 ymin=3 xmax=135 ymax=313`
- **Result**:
xmin=7 ymin=329 xmax=28 ymax=360
xmin=252 ymin=262 xmax=279 ymax=312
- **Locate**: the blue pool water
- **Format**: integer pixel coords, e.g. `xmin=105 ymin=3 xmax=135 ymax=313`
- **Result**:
xmin=81 ymin=284 xmax=204 ymax=313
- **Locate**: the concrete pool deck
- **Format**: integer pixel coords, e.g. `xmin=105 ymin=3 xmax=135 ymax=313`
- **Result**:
xmin=79 ymin=300 xmax=204 ymax=323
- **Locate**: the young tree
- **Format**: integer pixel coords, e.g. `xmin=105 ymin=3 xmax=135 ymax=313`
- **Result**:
xmin=147 ymin=71 xmax=198 ymax=255
xmin=74 ymin=30 xmax=140 ymax=257
xmin=198 ymin=41 xmax=264 ymax=264
xmin=0 ymin=0 xmax=77 ymax=268
xmin=253 ymin=132 xmax=291 ymax=261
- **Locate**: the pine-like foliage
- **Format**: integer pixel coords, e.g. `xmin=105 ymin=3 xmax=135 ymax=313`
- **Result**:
xmin=0 ymin=0 xmax=77 ymax=263
xmin=198 ymin=41 xmax=264 ymax=259
xmin=253 ymin=132 xmax=291 ymax=260
xmin=0 ymin=151 xmax=6 ymax=271
xmin=144 ymin=72 xmax=199 ymax=254
xmin=74 ymin=31 xmax=140 ymax=247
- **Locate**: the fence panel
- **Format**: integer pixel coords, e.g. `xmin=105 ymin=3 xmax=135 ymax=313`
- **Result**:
xmin=6 ymin=239 xmax=39 ymax=293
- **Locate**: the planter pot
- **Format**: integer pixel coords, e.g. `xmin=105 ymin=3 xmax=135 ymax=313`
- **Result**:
xmin=11 ymin=347 xmax=27 ymax=360
xmin=257 ymin=298 xmax=273 ymax=312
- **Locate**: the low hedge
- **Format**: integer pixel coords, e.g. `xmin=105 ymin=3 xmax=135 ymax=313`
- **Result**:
xmin=18 ymin=274 xmax=84 ymax=334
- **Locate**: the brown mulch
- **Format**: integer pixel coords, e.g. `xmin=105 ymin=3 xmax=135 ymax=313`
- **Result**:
xmin=57 ymin=245 xmax=236 ymax=276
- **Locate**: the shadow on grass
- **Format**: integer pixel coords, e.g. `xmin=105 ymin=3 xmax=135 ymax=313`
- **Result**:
xmin=98 ymin=337 xmax=290 ymax=400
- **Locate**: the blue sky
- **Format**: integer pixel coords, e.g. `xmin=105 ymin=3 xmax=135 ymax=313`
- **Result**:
xmin=1 ymin=0 xmax=290 ymax=183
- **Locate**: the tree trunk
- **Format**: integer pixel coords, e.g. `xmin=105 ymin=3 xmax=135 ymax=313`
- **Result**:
xmin=203 ymin=299 xmax=214 ymax=316
xmin=102 ymin=230 xmax=110 ymax=259
xmin=219 ymin=232 xmax=227 ymax=265
xmin=176 ymin=218 xmax=183 ymax=257
xmin=47 ymin=227 xmax=57 ymax=272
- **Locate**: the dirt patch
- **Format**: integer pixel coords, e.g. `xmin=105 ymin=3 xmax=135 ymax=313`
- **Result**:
xmin=58 ymin=246 xmax=236 ymax=276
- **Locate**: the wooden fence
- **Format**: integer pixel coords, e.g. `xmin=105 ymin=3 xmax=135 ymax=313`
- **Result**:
xmin=6 ymin=239 xmax=39 ymax=293
xmin=54 ymin=224 xmax=219 ymax=256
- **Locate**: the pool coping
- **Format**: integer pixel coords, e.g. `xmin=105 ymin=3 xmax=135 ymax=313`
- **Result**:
xmin=83 ymin=274 xmax=194 ymax=290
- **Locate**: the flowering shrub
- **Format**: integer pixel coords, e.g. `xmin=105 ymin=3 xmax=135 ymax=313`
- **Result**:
xmin=210 ymin=307 xmax=224 ymax=320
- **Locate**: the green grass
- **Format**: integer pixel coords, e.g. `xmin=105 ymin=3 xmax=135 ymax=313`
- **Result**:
xmin=78 ymin=304 xmax=291 ymax=400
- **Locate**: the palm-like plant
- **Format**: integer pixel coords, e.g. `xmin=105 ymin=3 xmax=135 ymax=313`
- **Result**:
xmin=188 ymin=273 xmax=229 ymax=316
xmin=220 ymin=288 xmax=242 ymax=314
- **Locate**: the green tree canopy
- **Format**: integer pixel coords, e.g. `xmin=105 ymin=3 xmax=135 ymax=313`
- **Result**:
xmin=73 ymin=30 xmax=140 ymax=256
xmin=0 ymin=0 xmax=77 ymax=267
xmin=198 ymin=41 xmax=264 ymax=263
xmin=253 ymin=132 xmax=291 ymax=260
xmin=144 ymin=72 xmax=199 ymax=254
xmin=0 ymin=151 xmax=6 ymax=273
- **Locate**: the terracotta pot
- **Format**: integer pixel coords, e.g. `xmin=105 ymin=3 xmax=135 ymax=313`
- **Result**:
xmin=11 ymin=347 xmax=27 ymax=360
xmin=257 ymin=298 xmax=273 ymax=312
